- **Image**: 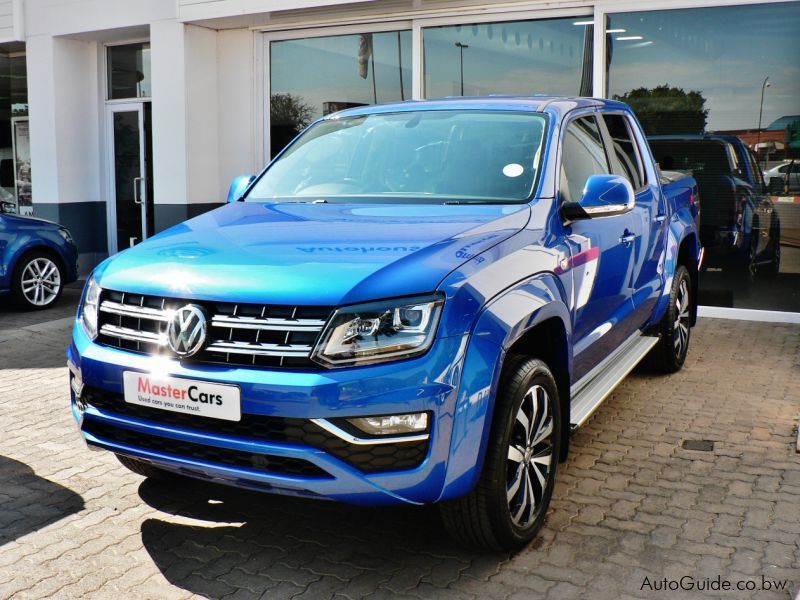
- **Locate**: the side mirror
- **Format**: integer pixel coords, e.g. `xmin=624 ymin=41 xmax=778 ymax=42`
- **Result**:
xmin=562 ymin=174 xmax=634 ymax=220
xmin=0 ymin=201 xmax=16 ymax=214
xmin=227 ymin=175 xmax=255 ymax=203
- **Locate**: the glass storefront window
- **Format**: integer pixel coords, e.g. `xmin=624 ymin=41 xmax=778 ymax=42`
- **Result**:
xmin=107 ymin=43 xmax=151 ymax=100
xmin=607 ymin=2 xmax=800 ymax=312
xmin=423 ymin=18 xmax=593 ymax=98
xmin=0 ymin=54 xmax=30 ymax=215
xmin=270 ymin=31 xmax=411 ymax=158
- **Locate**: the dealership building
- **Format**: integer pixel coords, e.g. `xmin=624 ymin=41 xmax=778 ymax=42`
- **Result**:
xmin=1 ymin=0 xmax=798 ymax=317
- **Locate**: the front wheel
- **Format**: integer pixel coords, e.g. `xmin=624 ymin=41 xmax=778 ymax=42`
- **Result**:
xmin=440 ymin=357 xmax=561 ymax=551
xmin=11 ymin=251 xmax=64 ymax=310
xmin=649 ymin=265 xmax=693 ymax=373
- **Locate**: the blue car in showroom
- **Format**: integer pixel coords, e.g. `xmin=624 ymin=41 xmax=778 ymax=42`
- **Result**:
xmin=69 ymin=97 xmax=700 ymax=550
xmin=0 ymin=203 xmax=78 ymax=310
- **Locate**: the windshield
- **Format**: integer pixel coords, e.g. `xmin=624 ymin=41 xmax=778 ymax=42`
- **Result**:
xmin=247 ymin=110 xmax=547 ymax=203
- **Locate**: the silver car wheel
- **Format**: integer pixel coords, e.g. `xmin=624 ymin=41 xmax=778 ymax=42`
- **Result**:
xmin=21 ymin=257 xmax=61 ymax=307
xmin=507 ymin=384 xmax=554 ymax=528
xmin=673 ymin=278 xmax=690 ymax=359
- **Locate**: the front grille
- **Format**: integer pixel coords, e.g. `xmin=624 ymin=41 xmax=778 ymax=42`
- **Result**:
xmin=83 ymin=386 xmax=429 ymax=474
xmin=96 ymin=290 xmax=332 ymax=369
xmin=82 ymin=418 xmax=331 ymax=479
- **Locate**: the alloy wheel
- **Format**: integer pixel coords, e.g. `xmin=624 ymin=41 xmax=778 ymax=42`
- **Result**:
xmin=673 ymin=278 xmax=690 ymax=360
xmin=21 ymin=257 xmax=61 ymax=307
xmin=506 ymin=384 xmax=554 ymax=528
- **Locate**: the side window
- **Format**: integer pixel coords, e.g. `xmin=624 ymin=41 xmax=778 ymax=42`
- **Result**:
xmin=560 ymin=116 xmax=611 ymax=203
xmin=745 ymin=149 xmax=765 ymax=188
xmin=603 ymin=114 xmax=645 ymax=190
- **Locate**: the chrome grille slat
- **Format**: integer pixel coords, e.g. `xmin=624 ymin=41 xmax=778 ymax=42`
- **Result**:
xmin=100 ymin=300 xmax=170 ymax=322
xmin=96 ymin=292 xmax=331 ymax=368
xmin=100 ymin=323 xmax=165 ymax=345
xmin=206 ymin=340 xmax=312 ymax=357
xmin=211 ymin=314 xmax=325 ymax=332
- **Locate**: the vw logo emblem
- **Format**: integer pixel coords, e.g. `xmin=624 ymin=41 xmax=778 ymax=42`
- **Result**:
xmin=166 ymin=304 xmax=207 ymax=357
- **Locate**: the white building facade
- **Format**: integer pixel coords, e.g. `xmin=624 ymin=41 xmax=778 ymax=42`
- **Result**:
xmin=2 ymin=0 xmax=799 ymax=316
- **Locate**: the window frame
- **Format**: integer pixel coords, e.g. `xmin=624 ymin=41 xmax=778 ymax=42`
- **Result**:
xmin=557 ymin=110 xmax=614 ymax=206
xmin=600 ymin=111 xmax=649 ymax=193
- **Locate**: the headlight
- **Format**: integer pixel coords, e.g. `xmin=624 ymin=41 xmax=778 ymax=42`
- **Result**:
xmin=57 ymin=228 xmax=74 ymax=245
xmin=80 ymin=276 xmax=101 ymax=340
xmin=311 ymin=295 xmax=444 ymax=368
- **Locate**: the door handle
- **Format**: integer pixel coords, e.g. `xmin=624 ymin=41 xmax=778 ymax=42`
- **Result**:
xmin=619 ymin=232 xmax=636 ymax=246
xmin=133 ymin=176 xmax=144 ymax=205
xmin=654 ymin=214 xmax=667 ymax=223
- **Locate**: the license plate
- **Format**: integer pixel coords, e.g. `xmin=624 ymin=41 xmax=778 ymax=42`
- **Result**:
xmin=122 ymin=372 xmax=241 ymax=422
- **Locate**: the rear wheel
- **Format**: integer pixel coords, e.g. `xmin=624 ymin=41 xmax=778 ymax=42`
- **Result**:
xmin=116 ymin=454 xmax=173 ymax=481
xmin=440 ymin=357 xmax=561 ymax=551
xmin=760 ymin=226 xmax=781 ymax=277
xmin=650 ymin=265 xmax=692 ymax=373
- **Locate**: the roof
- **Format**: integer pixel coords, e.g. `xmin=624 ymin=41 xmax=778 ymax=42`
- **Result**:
xmin=767 ymin=115 xmax=800 ymax=131
xmin=324 ymin=96 xmax=628 ymax=120
xmin=648 ymin=134 xmax=744 ymax=145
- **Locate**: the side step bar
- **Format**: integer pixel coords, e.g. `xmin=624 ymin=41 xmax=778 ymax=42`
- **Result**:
xmin=570 ymin=334 xmax=659 ymax=429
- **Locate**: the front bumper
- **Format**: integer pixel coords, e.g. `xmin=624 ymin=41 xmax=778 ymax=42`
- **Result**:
xmin=68 ymin=321 xmax=469 ymax=505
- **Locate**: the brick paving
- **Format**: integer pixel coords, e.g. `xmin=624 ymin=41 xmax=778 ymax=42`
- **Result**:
xmin=0 ymin=296 xmax=798 ymax=599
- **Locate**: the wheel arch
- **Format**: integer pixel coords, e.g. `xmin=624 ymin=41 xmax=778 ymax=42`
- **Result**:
xmin=676 ymin=233 xmax=699 ymax=326
xmin=504 ymin=316 xmax=571 ymax=462
xmin=438 ymin=273 xmax=573 ymax=501
xmin=10 ymin=243 xmax=67 ymax=280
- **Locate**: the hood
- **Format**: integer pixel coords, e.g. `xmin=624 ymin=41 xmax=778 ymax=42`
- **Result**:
xmin=95 ymin=201 xmax=530 ymax=306
xmin=3 ymin=213 xmax=60 ymax=228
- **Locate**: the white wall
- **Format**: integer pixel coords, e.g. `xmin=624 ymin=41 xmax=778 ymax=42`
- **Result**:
xmin=185 ymin=24 xmax=220 ymax=204
xmin=151 ymin=22 xmax=225 ymax=207
xmin=24 ymin=0 xmax=174 ymax=38
xmin=0 ymin=0 xmax=17 ymax=42
xmin=27 ymin=34 xmax=100 ymax=205
xmin=218 ymin=28 xmax=256 ymax=198
xmin=178 ymin=0 xmax=375 ymax=22
xmin=150 ymin=19 xmax=189 ymax=206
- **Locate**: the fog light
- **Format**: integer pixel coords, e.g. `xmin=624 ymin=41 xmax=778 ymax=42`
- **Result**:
xmin=68 ymin=361 xmax=85 ymax=410
xmin=348 ymin=412 xmax=428 ymax=436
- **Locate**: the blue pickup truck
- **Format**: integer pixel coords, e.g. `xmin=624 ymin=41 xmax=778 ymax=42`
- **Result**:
xmin=69 ymin=97 xmax=700 ymax=551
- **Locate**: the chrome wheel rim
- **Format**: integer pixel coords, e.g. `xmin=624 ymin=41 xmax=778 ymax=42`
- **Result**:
xmin=21 ymin=258 xmax=61 ymax=306
xmin=673 ymin=278 xmax=690 ymax=359
xmin=507 ymin=384 xmax=554 ymax=528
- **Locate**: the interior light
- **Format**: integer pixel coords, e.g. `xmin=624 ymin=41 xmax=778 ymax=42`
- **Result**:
xmin=607 ymin=28 xmax=627 ymax=33
xmin=573 ymin=20 xmax=593 ymax=26
xmin=616 ymin=35 xmax=644 ymax=41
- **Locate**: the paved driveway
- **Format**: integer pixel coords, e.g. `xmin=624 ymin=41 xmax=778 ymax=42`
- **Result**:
xmin=0 ymin=297 xmax=798 ymax=599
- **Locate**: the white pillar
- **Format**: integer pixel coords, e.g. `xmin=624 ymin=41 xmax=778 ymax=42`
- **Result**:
xmin=27 ymin=34 xmax=104 ymax=270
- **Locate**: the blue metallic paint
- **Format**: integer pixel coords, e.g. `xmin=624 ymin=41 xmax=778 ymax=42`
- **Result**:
xmin=70 ymin=97 xmax=700 ymax=506
xmin=0 ymin=213 xmax=78 ymax=293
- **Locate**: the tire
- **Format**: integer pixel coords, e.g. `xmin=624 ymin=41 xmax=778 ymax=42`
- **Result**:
xmin=11 ymin=250 xmax=64 ymax=310
xmin=116 ymin=454 xmax=173 ymax=481
xmin=649 ymin=265 xmax=692 ymax=374
xmin=760 ymin=224 xmax=781 ymax=278
xmin=440 ymin=357 xmax=561 ymax=552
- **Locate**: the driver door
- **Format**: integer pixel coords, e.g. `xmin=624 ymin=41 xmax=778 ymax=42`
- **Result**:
xmin=560 ymin=114 xmax=638 ymax=382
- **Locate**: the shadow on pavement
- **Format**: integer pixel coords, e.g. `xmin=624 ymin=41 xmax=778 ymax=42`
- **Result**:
xmin=0 ymin=455 xmax=84 ymax=545
xmin=138 ymin=476 xmax=506 ymax=598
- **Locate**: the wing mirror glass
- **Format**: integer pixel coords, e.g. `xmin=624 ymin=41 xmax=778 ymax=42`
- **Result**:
xmin=562 ymin=174 xmax=635 ymax=220
xmin=227 ymin=175 xmax=255 ymax=203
